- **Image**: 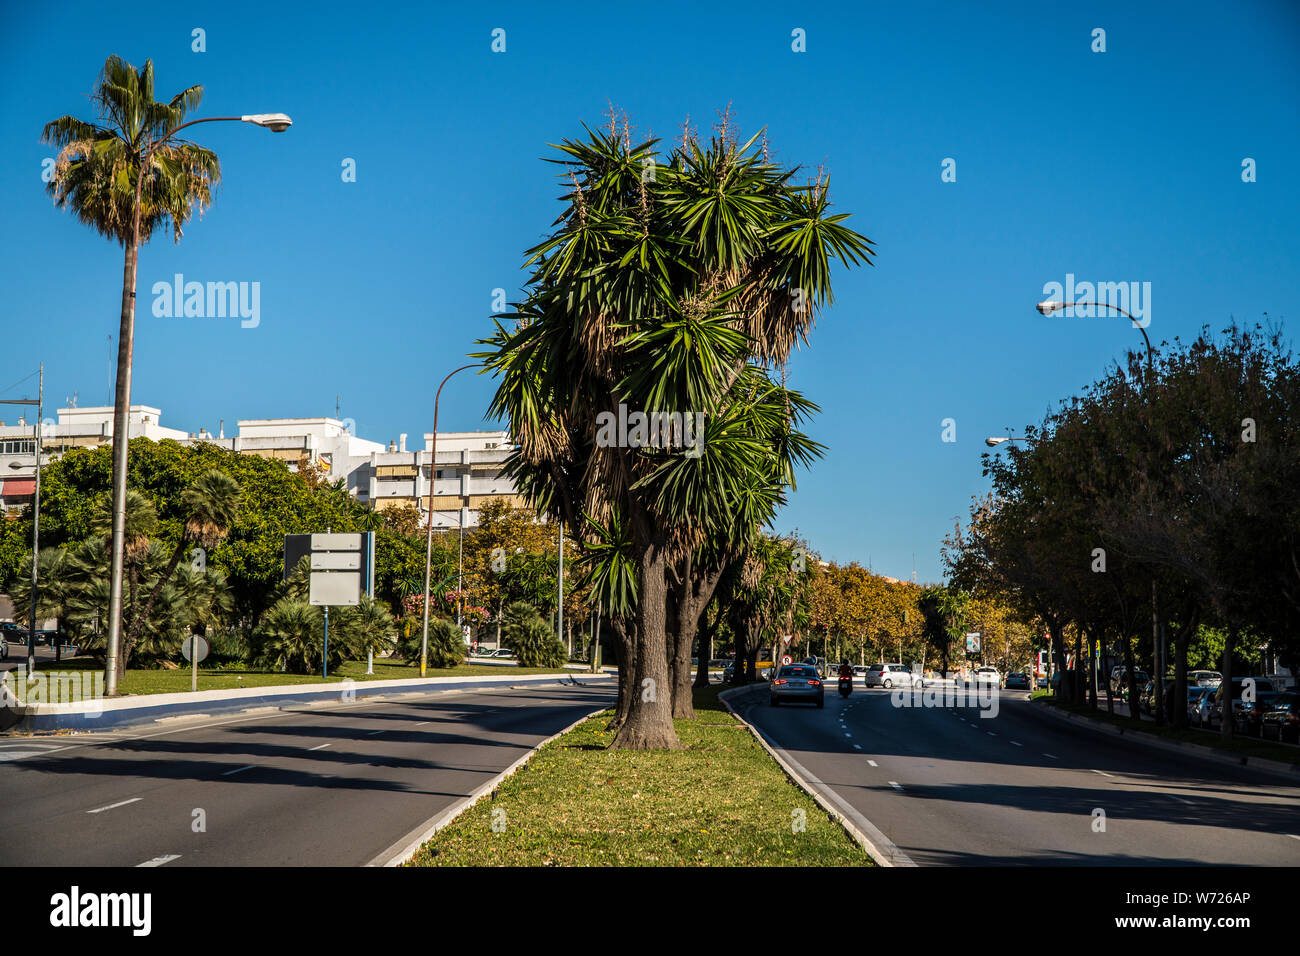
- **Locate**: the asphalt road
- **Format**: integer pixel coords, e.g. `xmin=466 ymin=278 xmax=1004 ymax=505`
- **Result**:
xmin=0 ymin=679 xmax=613 ymax=866
xmin=742 ymin=684 xmax=1300 ymax=866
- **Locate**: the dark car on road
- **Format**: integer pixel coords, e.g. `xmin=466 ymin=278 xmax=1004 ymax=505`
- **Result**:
xmin=1259 ymin=693 xmax=1300 ymax=743
xmin=769 ymin=665 xmax=824 ymax=708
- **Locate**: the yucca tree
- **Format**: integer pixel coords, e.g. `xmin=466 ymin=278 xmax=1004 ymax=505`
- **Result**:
xmin=479 ymin=116 xmax=871 ymax=748
xmin=127 ymin=469 xmax=241 ymax=650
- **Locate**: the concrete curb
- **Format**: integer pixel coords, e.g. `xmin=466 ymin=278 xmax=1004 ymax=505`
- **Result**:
xmin=717 ymin=683 xmax=915 ymax=867
xmin=368 ymin=704 xmax=611 ymax=867
xmin=1029 ymin=698 xmax=1300 ymax=783
xmin=2 ymin=671 xmax=614 ymax=734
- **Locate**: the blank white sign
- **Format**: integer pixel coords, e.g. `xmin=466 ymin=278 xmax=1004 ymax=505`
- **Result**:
xmin=311 ymin=533 xmax=363 ymax=551
xmin=311 ymin=552 xmax=361 ymax=570
xmin=310 ymin=572 xmax=361 ymax=606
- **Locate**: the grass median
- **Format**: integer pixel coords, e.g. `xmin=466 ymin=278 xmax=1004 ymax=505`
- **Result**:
xmin=9 ymin=655 xmax=571 ymax=698
xmin=407 ymin=683 xmax=872 ymax=867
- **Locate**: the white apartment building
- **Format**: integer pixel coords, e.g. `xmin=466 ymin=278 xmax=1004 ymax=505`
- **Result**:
xmin=0 ymin=404 xmax=522 ymax=529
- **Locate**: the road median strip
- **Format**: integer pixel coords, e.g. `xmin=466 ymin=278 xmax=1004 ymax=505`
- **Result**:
xmin=396 ymin=684 xmax=872 ymax=867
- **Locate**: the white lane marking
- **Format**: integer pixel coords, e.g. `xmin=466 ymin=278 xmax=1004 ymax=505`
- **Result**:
xmin=867 ymin=759 xmax=878 ymax=767
xmin=137 ymin=854 xmax=180 ymax=867
xmin=87 ymin=797 xmax=142 ymax=814
xmin=1092 ymin=769 xmax=1114 ymax=778
xmin=1042 ymin=753 xmax=1059 ymax=760
xmin=221 ymin=765 xmax=255 ymax=776
xmin=1010 ymin=741 xmax=1023 ymax=747
xmin=308 ymin=743 xmax=331 ymax=751
xmin=887 ymin=781 xmax=903 ymax=791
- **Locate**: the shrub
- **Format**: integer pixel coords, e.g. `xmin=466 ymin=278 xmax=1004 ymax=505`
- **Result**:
xmin=399 ymin=616 xmax=466 ymax=669
xmin=503 ymin=605 xmax=567 ymax=668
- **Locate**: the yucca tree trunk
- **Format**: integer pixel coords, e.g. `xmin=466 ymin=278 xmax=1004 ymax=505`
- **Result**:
xmin=611 ymin=541 xmax=680 ymax=749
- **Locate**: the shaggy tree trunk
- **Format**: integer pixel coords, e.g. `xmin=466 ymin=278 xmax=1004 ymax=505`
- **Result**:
xmin=611 ymin=541 xmax=680 ymax=750
xmin=693 ymin=618 xmax=714 ymax=689
xmin=606 ymin=616 xmax=634 ymax=732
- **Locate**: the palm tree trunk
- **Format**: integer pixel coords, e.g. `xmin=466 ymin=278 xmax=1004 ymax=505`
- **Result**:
xmin=611 ymin=540 xmax=680 ymax=749
xmin=124 ymin=537 xmax=187 ymax=655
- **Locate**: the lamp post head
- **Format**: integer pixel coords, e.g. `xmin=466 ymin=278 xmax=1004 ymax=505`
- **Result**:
xmin=242 ymin=113 xmax=293 ymax=132
xmin=1036 ymin=300 xmax=1065 ymax=316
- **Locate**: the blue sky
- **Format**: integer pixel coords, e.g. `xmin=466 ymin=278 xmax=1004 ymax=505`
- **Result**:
xmin=2 ymin=0 xmax=1297 ymax=583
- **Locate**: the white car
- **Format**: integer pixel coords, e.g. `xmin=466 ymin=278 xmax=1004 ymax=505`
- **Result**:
xmin=863 ymin=663 xmax=922 ymax=688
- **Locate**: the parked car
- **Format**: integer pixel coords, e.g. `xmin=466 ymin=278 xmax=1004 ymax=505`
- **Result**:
xmin=1189 ymin=687 xmax=1215 ymax=727
xmin=863 ymin=663 xmax=920 ymax=688
xmin=1004 ymin=672 xmax=1031 ymax=689
xmin=1259 ymin=693 xmax=1300 ymax=743
xmin=1210 ymin=677 xmax=1277 ymax=731
xmin=769 ymin=664 xmax=824 ymax=708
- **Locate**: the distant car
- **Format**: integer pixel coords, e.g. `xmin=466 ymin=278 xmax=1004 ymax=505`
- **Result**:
xmin=769 ymin=665 xmax=824 ymax=708
xmin=1109 ymin=668 xmax=1149 ymax=699
xmin=1005 ymin=672 xmax=1030 ymax=689
xmin=1259 ymin=693 xmax=1300 ymax=743
xmin=863 ymin=663 xmax=920 ymax=689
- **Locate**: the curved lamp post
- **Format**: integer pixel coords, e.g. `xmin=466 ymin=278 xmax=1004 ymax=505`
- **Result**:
xmin=103 ymin=111 xmax=292 ymax=696
xmin=419 ymin=363 xmax=481 ymax=676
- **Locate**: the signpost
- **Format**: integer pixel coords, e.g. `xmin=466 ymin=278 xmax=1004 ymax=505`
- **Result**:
xmin=181 ymin=635 xmax=209 ymax=693
xmin=284 ymin=533 xmax=375 ymax=679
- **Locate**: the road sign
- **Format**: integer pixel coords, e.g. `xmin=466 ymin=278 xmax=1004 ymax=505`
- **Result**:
xmin=284 ymin=533 xmax=375 ymax=607
xmin=181 ymin=635 xmax=209 ymax=664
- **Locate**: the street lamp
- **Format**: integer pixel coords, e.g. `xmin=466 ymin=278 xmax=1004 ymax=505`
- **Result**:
xmin=1 ymin=364 xmax=43 ymax=678
xmin=103 ymin=111 xmax=291 ymax=696
xmin=419 ymin=364 xmax=481 ymax=677
xmin=1036 ymin=297 xmax=1161 ymax=718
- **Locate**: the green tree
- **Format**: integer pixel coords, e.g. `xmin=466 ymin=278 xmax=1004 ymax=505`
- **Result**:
xmin=479 ymin=117 xmax=870 ymax=748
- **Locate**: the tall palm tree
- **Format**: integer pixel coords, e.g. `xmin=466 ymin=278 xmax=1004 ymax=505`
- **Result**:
xmin=42 ymin=55 xmax=223 ymax=693
xmin=127 ymin=469 xmax=240 ymax=650
xmin=478 ymin=118 xmax=869 ymax=748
